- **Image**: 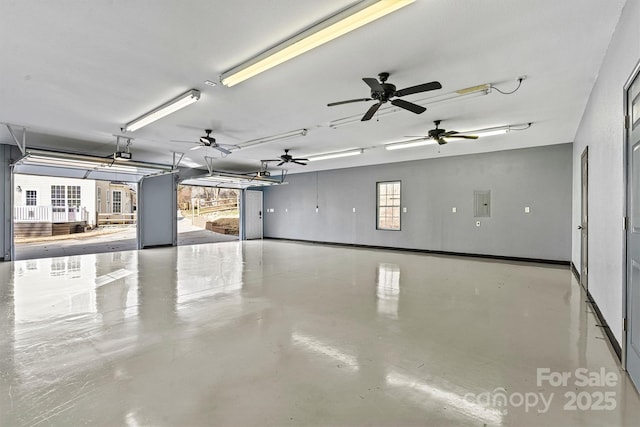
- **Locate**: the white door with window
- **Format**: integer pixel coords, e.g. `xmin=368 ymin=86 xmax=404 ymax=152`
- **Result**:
xmin=244 ymin=190 xmax=263 ymax=240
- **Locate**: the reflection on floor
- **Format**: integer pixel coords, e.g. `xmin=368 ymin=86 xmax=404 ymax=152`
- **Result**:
xmin=0 ymin=240 xmax=638 ymax=426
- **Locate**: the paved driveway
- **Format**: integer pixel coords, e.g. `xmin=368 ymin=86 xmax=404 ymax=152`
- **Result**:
xmin=14 ymin=217 xmax=238 ymax=260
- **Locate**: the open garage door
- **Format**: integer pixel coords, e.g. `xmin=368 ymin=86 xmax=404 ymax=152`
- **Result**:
xmin=179 ymin=168 xmax=284 ymax=242
xmin=11 ymin=149 xmax=177 ymax=259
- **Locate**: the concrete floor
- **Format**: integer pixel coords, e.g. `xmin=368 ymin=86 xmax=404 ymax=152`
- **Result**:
xmin=0 ymin=240 xmax=639 ymax=426
xmin=14 ymin=217 xmax=238 ymax=260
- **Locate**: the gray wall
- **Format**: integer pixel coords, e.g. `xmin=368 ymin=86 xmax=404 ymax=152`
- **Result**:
xmin=139 ymin=173 xmax=177 ymax=248
xmin=1 ymin=145 xmax=12 ymax=260
xmin=264 ymin=144 xmax=572 ymax=261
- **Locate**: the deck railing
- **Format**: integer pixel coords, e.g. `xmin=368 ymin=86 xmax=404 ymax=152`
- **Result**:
xmin=97 ymin=212 xmax=137 ymax=225
xmin=14 ymin=206 xmax=89 ymax=223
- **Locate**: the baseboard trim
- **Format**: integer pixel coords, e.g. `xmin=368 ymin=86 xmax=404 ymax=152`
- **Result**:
xmin=265 ymin=237 xmax=570 ymax=266
xmin=569 ymin=263 xmax=622 ymax=361
xmin=585 ymin=289 xmax=622 ymax=361
xmin=570 ymin=262 xmax=580 ymax=280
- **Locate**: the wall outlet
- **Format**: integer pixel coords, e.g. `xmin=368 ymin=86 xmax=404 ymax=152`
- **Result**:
xmin=403 ymin=207 xmax=407 ymax=213
xmin=352 ymin=207 xmax=356 ymax=213
xmin=476 ymin=220 xmax=481 ymax=227
xmin=452 ymin=207 xmax=457 ymax=213
xmin=525 ymin=206 xmax=530 ymax=213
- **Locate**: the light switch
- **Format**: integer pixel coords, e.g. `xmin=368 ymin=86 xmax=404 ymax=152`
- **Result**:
xmin=452 ymin=207 xmax=457 ymax=213
xmin=285 ymin=208 xmax=288 ymax=213
xmin=476 ymin=220 xmax=481 ymax=227
xmin=525 ymin=206 xmax=530 ymax=213
xmin=352 ymin=207 xmax=356 ymax=213
xmin=402 ymin=207 xmax=407 ymax=213
xmin=315 ymin=207 xmax=319 ymax=213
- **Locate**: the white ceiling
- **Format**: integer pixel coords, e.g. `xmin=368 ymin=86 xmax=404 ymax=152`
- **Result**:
xmin=0 ymin=0 xmax=626 ymax=175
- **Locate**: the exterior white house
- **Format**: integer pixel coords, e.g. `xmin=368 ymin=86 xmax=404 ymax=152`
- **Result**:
xmin=13 ymin=175 xmax=138 ymax=234
xmin=14 ymin=174 xmax=97 ymax=226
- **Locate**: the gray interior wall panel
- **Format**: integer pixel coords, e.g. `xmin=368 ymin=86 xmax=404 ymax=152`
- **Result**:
xmin=139 ymin=173 xmax=176 ymax=248
xmin=1 ymin=145 xmax=11 ymax=260
xmin=263 ymin=144 xmax=572 ymax=261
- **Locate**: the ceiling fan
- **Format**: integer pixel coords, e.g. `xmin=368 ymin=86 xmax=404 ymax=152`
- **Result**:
xmin=173 ymin=129 xmax=238 ymax=154
xmin=262 ymin=149 xmax=308 ymax=166
xmin=415 ymin=120 xmax=479 ymax=145
xmin=327 ymin=72 xmax=442 ymax=121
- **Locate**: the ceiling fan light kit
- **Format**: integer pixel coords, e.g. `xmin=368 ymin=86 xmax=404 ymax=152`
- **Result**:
xmin=307 ymin=148 xmax=364 ymax=161
xmin=124 ymin=89 xmax=200 ymax=132
xmin=220 ymin=0 xmax=415 ymax=87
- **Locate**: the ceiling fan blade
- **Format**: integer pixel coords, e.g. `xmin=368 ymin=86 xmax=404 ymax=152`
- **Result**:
xmin=437 ymin=138 xmax=448 ymax=145
xmin=328 ymin=98 xmax=372 ymax=106
xmin=260 ymin=159 xmax=281 ymax=163
xmin=442 ymin=131 xmax=458 ymax=137
xmin=395 ymin=81 xmax=442 ymax=97
xmin=361 ymin=102 xmax=381 ymax=121
xmin=391 ymin=98 xmax=426 ymax=114
xmin=293 ymin=158 xmax=309 ymax=162
xmin=189 ymin=145 xmax=203 ymax=151
xmin=277 ymin=161 xmax=285 ymax=166
xmin=363 ymin=77 xmax=383 ymax=92
xmin=171 ymin=139 xmax=197 ymax=143
xmin=214 ymin=146 xmax=232 ymax=155
xmin=292 ymin=161 xmax=307 ymax=165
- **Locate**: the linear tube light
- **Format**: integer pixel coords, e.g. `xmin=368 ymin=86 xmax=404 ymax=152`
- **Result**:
xmin=384 ymin=123 xmax=532 ymax=151
xmin=384 ymin=138 xmax=437 ymax=150
xmin=220 ymin=0 xmax=415 ymax=87
xmin=307 ymin=148 xmax=364 ymax=161
xmin=329 ymin=83 xmax=490 ymax=129
xmin=469 ymin=123 xmax=532 ymax=137
xmin=125 ymin=89 xmax=200 ymax=132
xmin=238 ymin=128 xmax=308 ymax=149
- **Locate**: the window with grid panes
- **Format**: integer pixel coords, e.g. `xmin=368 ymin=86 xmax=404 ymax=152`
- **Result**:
xmin=377 ymin=181 xmax=401 ymax=230
xmin=51 ymin=185 xmax=66 ymax=213
xmin=25 ymin=190 xmax=37 ymax=206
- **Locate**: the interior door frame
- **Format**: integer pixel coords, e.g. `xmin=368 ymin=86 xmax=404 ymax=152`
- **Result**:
xmin=580 ymin=147 xmax=588 ymax=291
xmin=622 ymin=59 xmax=640 ymax=373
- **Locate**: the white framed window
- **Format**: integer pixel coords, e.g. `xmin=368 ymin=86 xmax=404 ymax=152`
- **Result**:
xmin=51 ymin=185 xmax=66 ymax=213
xmin=377 ymin=181 xmax=401 ymax=231
xmin=97 ymin=187 xmax=102 ymax=211
xmin=25 ymin=190 xmax=37 ymax=206
xmin=112 ymin=191 xmax=122 ymax=213
xmin=67 ymin=186 xmax=81 ymax=211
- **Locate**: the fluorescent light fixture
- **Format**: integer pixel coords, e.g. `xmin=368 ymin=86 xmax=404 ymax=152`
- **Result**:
xmin=468 ymin=122 xmax=532 ymax=137
xmin=307 ymin=148 xmax=364 ymax=161
xmin=385 ymin=138 xmax=436 ymax=151
xmin=237 ymin=128 xmax=308 ymax=149
xmin=125 ymin=89 xmax=200 ymax=132
xmin=220 ymin=0 xmax=415 ymax=87
xmin=384 ymin=123 xmax=532 ymax=151
xmin=329 ymin=83 xmax=490 ymax=129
